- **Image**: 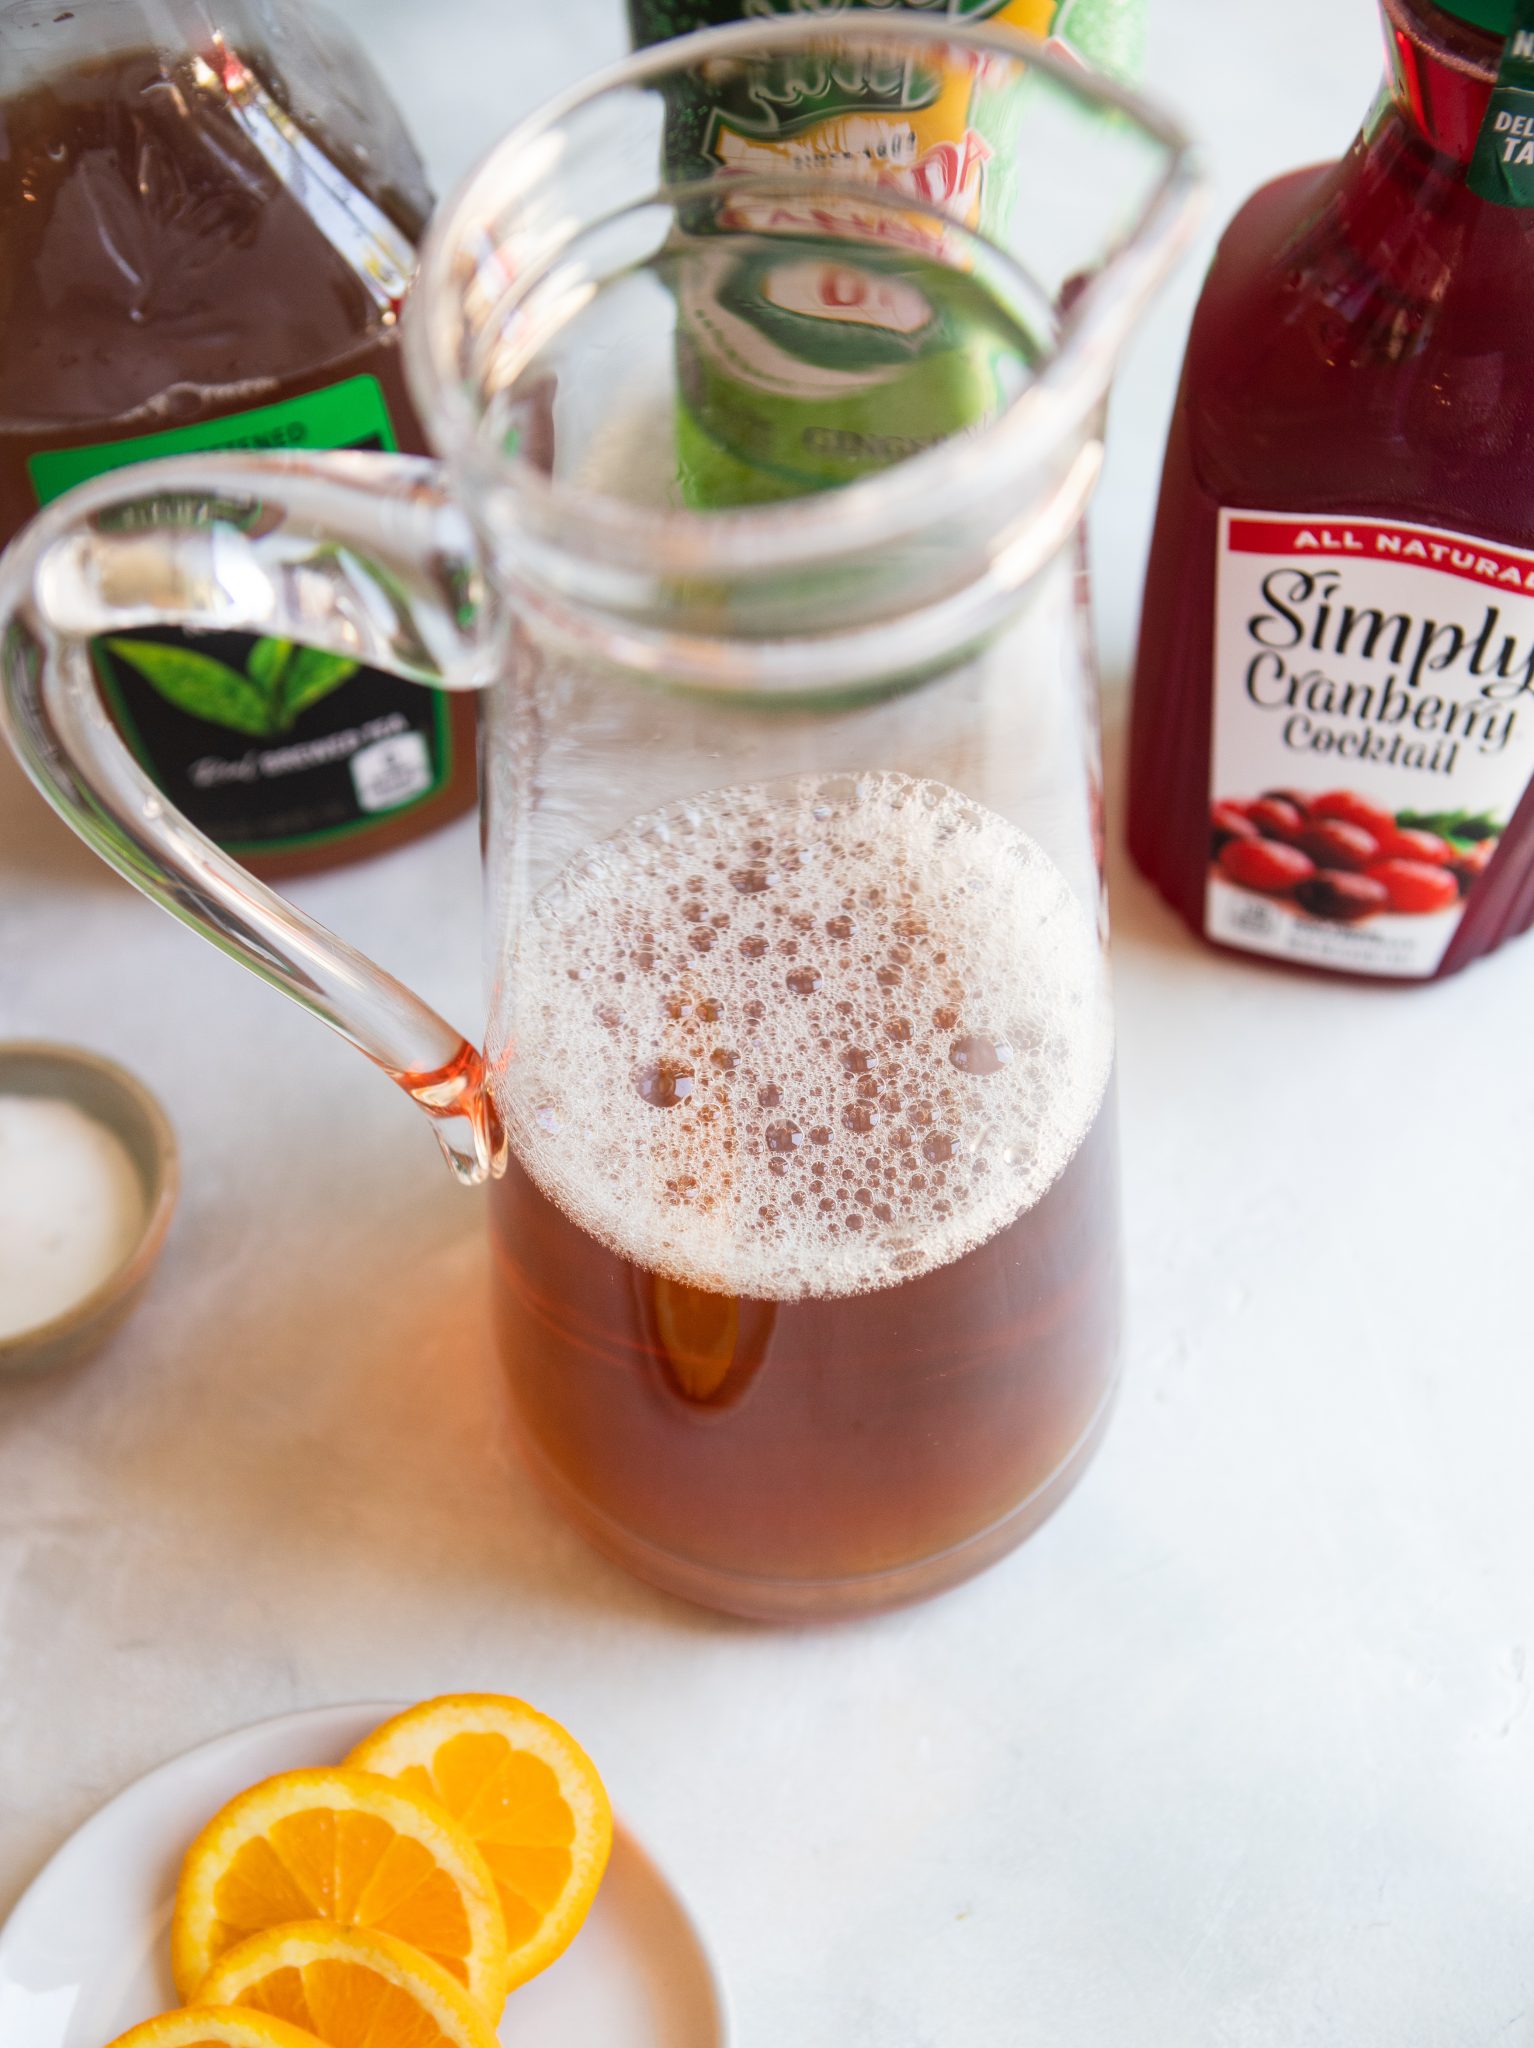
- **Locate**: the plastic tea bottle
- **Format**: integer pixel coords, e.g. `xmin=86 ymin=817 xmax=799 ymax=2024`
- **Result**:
xmin=627 ymin=0 xmax=1147 ymax=508
xmin=0 ymin=2 xmax=477 ymax=877
xmin=1130 ymin=0 xmax=1534 ymax=981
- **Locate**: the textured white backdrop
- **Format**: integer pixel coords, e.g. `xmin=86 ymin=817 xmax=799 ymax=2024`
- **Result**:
xmin=4 ymin=7 xmax=1534 ymax=2046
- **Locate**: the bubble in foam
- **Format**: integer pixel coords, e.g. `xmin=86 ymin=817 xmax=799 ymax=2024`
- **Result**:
xmin=731 ymin=865 xmax=777 ymax=895
xmin=491 ymin=772 xmax=1112 ymax=1302
xmin=635 ymin=1061 xmax=694 ymax=1109
xmin=950 ymin=1033 xmax=1014 ymax=1076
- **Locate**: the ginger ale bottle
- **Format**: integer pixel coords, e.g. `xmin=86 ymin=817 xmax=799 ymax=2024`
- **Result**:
xmin=628 ymin=0 xmax=1148 ymax=507
xmin=632 ymin=1 xmax=1145 ymax=82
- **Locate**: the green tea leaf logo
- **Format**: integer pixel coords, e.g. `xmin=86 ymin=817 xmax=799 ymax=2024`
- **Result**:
xmin=246 ymin=636 xmax=294 ymax=693
xmin=283 ymin=648 xmax=363 ymax=720
xmin=107 ymin=635 xmax=359 ymax=737
xmin=105 ymin=639 xmax=273 ymax=736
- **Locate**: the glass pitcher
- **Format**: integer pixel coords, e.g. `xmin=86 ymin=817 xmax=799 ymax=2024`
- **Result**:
xmin=0 ymin=18 xmax=1198 ymax=1619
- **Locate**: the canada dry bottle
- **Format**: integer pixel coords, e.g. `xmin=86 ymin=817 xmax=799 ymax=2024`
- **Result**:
xmin=0 ymin=0 xmax=476 ymax=875
xmin=1130 ymin=0 xmax=1534 ymax=980
xmin=630 ymin=0 xmax=1147 ymax=79
xmin=624 ymin=0 xmax=1147 ymax=510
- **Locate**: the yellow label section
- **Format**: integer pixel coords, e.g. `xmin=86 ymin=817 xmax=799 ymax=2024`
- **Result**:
xmin=709 ymin=0 xmax=1059 ymax=241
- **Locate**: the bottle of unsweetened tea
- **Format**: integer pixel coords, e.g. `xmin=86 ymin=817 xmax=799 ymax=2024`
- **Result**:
xmin=1130 ymin=0 xmax=1534 ymax=981
xmin=0 ymin=2 xmax=476 ymax=877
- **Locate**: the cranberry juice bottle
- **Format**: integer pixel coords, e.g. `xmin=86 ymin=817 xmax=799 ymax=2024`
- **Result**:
xmin=0 ymin=7 xmax=477 ymax=879
xmin=1130 ymin=0 xmax=1534 ymax=980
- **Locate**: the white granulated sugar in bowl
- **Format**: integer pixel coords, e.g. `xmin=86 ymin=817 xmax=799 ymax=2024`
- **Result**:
xmin=0 ymin=1094 xmax=145 ymax=1340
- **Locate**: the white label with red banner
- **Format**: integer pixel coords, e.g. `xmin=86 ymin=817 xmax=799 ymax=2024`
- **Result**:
xmin=1206 ymin=509 xmax=1534 ymax=976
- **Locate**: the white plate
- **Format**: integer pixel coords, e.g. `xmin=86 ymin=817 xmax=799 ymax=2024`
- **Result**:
xmin=0 ymin=1702 xmax=730 ymax=2048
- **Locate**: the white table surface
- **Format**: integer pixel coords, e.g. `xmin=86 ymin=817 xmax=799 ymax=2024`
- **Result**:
xmin=5 ymin=5 xmax=1534 ymax=2045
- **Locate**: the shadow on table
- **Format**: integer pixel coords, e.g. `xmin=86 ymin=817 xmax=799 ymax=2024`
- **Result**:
xmin=1099 ymin=689 xmax=1213 ymax=976
xmin=0 ymin=1186 xmax=746 ymax=1667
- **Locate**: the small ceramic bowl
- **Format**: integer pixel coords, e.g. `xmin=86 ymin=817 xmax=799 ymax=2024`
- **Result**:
xmin=0 ymin=1042 xmax=179 ymax=1376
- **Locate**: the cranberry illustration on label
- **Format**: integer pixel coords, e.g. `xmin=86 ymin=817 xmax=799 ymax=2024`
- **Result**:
xmin=1217 ymin=836 xmax=1314 ymax=894
xmin=1297 ymin=819 xmax=1380 ymax=872
xmin=1372 ymin=824 xmax=1452 ymax=866
xmin=1247 ymin=795 xmax=1307 ymax=842
xmin=1310 ymin=791 xmax=1397 ymax=841
xmin=1294 ymin=873 xmax=1389 ymax=924
xmin=1258 ymin=788 xmax=1313 ymax=819
xmin=1366 ymin=859 xmax=1460 ymax=917
xmin=1210 ymin=802 xmax=1259 ymax=854
xmin=1209 ymin=789 xmax=1503 ymax=934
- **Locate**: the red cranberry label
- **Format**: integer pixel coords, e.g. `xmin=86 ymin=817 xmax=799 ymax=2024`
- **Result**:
xmin=1206 ymin=510 xmax=1530 ymax=977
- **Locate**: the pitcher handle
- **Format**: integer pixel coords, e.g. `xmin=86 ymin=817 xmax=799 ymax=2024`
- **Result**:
xmin=0 ymin=450 xmax=507 ymax=1185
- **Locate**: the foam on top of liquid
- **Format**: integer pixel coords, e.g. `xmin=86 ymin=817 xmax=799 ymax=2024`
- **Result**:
xmin=492 ymin=773 xmax=1112 ymax=1301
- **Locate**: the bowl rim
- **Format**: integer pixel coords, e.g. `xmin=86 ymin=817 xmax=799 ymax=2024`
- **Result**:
xmin=0 ymin=1040 xmax=179 ymax=1364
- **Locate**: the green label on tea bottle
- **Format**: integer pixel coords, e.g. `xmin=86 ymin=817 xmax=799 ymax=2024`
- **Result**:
xmin=28 ymin=376 xmax=452 ymax=856
xmin=1470 ymin=8 xmax=1534 ymax=206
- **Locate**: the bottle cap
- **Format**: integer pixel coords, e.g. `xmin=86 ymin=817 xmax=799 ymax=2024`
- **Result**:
xmin=1434 ymin=0 xmax=1517 ymax=31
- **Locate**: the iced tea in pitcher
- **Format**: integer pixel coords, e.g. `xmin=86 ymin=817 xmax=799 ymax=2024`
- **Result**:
xmin=490 ymin=773 xmax=1120 ymax=1616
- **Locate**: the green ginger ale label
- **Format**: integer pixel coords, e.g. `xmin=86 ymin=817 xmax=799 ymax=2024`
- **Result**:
xmin=629 ymin=0 xmax=1145 ymax=87
xmin=631 ymin=0 xmax=1146 ymax=508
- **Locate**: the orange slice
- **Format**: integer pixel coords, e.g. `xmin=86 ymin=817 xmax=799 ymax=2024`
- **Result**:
xmin=347 ymin=1693 xmax=612 ymax=1991
xmin=104 ymin=2013 xmax=327 ymax=2048
xmin=193 ymin=1922 xmax=500 ymax=2048
xmin=170 ymin=1767 xmax=509 ymax=2014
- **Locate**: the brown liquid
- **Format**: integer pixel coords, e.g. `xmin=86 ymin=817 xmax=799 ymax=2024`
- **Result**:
xmin=0 ymin=45 xmax=475 ymax=876
xmin=484 ymin=772 xmax=1121 ymax=1617
xmin=491 ymin=1098 xmax=1120 ymax=1616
